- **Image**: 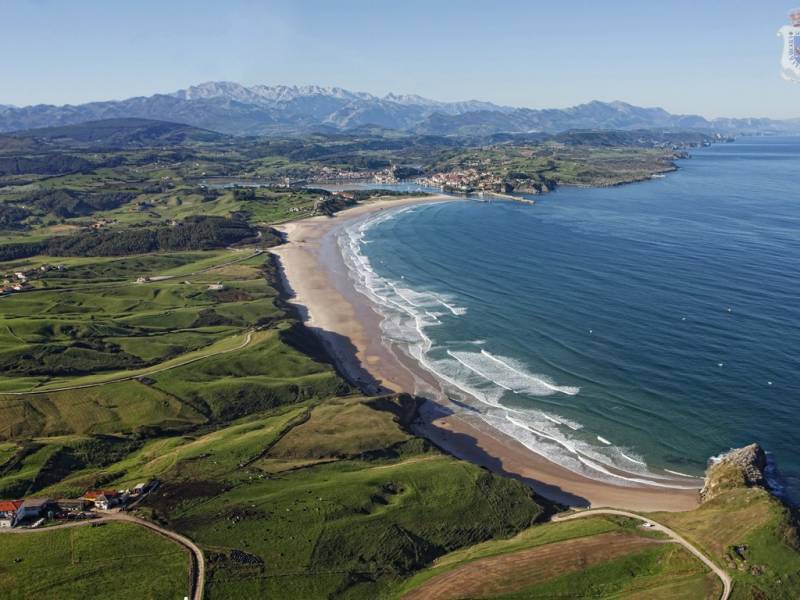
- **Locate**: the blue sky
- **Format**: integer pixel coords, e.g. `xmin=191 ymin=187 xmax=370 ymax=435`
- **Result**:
xmin=2 ymin=0 xmax=798 ymax=118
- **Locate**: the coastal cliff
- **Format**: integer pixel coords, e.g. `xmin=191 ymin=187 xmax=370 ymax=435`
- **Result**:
xmin=700 ymin=443 xmax=769 ymax=503
xmin=656 ymin=444 xmax=800 ymax=599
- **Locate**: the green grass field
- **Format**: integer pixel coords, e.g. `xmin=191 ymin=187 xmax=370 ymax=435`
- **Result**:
xmin=0 ymin=245 xmax=347 ymax=444
xmin=0 ymin=251 xmax=282 ymax=392
xmin=0 ymin=522 xmax=190 ymax=600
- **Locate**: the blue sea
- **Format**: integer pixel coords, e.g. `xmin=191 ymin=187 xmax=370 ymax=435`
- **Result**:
xmin=338 ymin=138 xmax=800 ymax=502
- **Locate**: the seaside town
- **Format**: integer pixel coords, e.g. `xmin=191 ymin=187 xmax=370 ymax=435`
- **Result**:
xmin=258 ymin=164 xmax=548 ymax=196
xmin=313 ymin=165 xmax=548 ymax=195
xmin=0 ymin=480 xmax=158 ymax=529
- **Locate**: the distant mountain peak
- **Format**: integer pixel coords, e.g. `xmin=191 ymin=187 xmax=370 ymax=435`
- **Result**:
xmin=171 ymin=82 xmax=377 ymax=105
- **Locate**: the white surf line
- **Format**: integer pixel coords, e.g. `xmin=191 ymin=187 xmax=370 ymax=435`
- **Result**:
xmin=664 ymin=468 xmax=703 ymax=480
xmin=480 ymin=349 xmax=579 ymax=396
xmin=446 ymin=350 xmax=515 ymax=392
xmin=507 ymin=415 xmax=694 ymax=489
xmin=507 ymin=415 xmax=580 ymax=456
xmin=447 ymin=350 xmax=581 ymax=430
xmin=343 ymin=236 xmax=444 ymax=363
xmin=417 ymin=352 xmax=503 ymax=410
xmin=430 ymin=292 xmax=464 ymax=316
xmin=576 ymin=456 xmax=701 ymax=489
xmin=597 ymin=436 xmax=612 ymax=445
xmin=385 ymin=280 xmax=424 ymax=308
xmin=619 ymin=451 xmax=647 ymax=466
xmin=542 ymin=413 xmax=565 ymax=426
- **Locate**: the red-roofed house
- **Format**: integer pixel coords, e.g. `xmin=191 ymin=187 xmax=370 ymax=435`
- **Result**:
xmin=0 ymin=500 xmax=22 ymax=527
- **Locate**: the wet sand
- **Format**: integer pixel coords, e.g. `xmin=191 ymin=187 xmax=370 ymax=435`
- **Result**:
xmin=271 ymin=195 xmax=701 ymax=512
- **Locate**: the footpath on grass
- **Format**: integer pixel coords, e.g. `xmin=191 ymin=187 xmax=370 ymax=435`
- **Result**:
xmin=0 ymin=329 xmax=257 ymax=396
xmin=0 ymin=511 xmax=205 ymax=600
xmin=552 ymin=508 xmax=731 ymax=600
xmin=0 ymin=248 xmax=265 ymax=299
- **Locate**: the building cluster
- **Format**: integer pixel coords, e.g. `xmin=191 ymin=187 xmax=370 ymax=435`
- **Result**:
xmin=372 ymin=167 xmax=399 ymax=184
xmin=89 ymin=218 xmax=117 ymax=230
xmin=417 ymin=169 xmax=509 ymax=193
xmin=314 ymin=166 xmax=373 ymax=182
xmin=0 ymin=480 xmax=157 ymax=529
xmin=1 ymin=264 xmax=67 ymax=295
xmin=274 ymin=176 xmax=308 ymax=188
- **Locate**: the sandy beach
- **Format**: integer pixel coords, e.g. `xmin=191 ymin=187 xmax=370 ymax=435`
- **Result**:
xmin=271 ymin=195 xmax=701 ymax=513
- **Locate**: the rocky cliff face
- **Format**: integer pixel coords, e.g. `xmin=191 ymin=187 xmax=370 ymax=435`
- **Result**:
xmin=701 ymin=443 xmax=769 ymax=503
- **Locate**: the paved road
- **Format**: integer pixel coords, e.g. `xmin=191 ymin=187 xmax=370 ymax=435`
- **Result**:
xmin=1 ymin=329 xmax=254 ymax=397
xmin=552 ymin=508 xmax=731 ymax=600
xmin=0 ymin=512 xmax=205 ymax=600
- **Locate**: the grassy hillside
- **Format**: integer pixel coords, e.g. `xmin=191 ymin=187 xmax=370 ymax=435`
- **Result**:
xmin=395 ymin=515 xmax=719 ymax=600
xmin=2 ymin=395 xmax=548 ymax=600
xmin=0 ymin=224 xmax=550 ymax=600
xmin=0 ymin=522 xmax=190 ymax=599
xmin=656 ymin=458 xmax=800 ymax=599
xmin=136 ymin=395 xmax=546 ymax=599
xmin=392 ymin=448 xmax=800 ymax=600
xmin=7 ymin=118 xmax=227 ymax=148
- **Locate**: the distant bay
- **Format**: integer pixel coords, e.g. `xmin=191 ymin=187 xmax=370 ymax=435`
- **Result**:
xmin=346 ymin=138 xmax=800 ymax=502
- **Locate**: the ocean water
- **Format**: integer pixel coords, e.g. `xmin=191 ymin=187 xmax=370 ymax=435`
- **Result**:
xmin=339 ymin=138 xmax=800 ymax=501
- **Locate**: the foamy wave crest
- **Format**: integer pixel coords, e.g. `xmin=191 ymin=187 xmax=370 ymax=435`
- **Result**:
xmin=496 ymin=412 xmax=700 ymax=489
xmin=448 ymin=349 xmax=580 ymax=397
xmin=664 ymin=468 xmax=700 ymax=479
xmin=337 ymin=207 xmax=698 ymax=490
xmin=339 ymin=208 xmax=466 ymax=360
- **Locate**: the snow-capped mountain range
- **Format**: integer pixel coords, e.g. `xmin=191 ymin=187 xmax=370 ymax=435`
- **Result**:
xmin=0 ymin=81 xmax=797 ymax=136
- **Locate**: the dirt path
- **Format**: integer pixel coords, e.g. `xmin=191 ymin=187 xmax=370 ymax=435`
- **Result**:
xmin=367 ymin=455 xmax=439 ymax=471
xmin=0 ymin=512 xmax=205 ymax=600
xmin=1 ymin=329 xmax=255 ymax=396
xmin=552 ymin=508 xmax=731 ymax=600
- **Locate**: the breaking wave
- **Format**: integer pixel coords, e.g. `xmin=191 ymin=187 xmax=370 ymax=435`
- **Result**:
xmin=338 ymin=207 xmax=701 ymax=490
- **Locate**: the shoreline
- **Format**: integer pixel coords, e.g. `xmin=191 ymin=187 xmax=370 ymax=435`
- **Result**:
xmin=270 ymin=195 xmax=701 ymax=513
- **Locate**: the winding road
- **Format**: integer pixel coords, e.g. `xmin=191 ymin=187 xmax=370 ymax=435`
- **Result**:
xmin=552 ymin=508 xmax=731 ymax=600
xmin=0 ymin=512 xmax=205 ymax=600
